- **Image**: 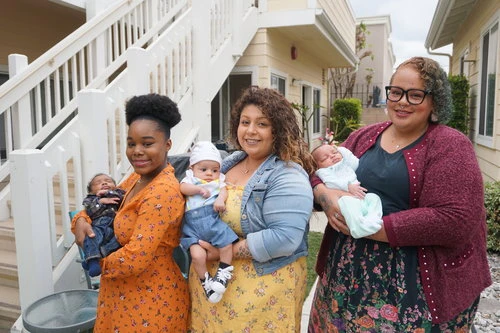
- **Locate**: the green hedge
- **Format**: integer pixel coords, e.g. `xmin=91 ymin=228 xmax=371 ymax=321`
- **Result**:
xmin=330 ymin=98 xmax=362 ymax=142
xmin=448 ymin=75 xmax=470 ymax=135
xmin=484 ymin=181 xmax=500 ymax=253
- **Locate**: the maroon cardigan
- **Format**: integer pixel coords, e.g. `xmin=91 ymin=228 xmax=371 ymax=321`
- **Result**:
xmin=314 ymin=121 xmax=492 ymax=324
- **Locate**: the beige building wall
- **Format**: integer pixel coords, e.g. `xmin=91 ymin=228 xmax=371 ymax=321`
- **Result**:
xmin=0 ymin=0 xmax=85 ymax=70
xmin=356 ymin=16 xmax=395 ymax=103
xmin=319 ymin=0 xmax=356 ymax=53
xmin=237 ymin=28 xmax=328 ymax=146
xmin=449 ymin=0 xmax=500 ymax=181
xmin=266 ymin=0 xmax=309 ymax=11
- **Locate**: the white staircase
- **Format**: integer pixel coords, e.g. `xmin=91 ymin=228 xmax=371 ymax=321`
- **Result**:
xmin=0 ymin=0 xmax=258 ymax=330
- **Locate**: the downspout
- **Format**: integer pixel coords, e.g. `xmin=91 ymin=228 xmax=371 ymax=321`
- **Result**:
xmin=426 ymin=47 xmax=453 ymax=75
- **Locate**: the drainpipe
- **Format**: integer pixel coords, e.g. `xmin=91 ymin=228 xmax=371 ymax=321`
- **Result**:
xmin=426 ymin=47 xmax=453 ymax=75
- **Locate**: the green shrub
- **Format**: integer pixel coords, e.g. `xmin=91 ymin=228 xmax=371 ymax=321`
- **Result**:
xmin=448 ymin=75 xmax=470 ymax=135
xmin=329 ymin=98 xmax=362 ymax=142
xmin=484 ymin=181 xmax=500 ymax=253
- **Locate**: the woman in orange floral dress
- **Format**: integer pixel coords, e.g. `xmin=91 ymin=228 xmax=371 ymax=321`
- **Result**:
xmin=72 ymin=93 xmax=189 ymax=332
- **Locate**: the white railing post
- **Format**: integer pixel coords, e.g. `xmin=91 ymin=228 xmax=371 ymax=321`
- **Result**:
xmin=10 ymin=149 xmax=54 ymax=311
xmin=8 ymin=54 xmax=32 ymax=149
xmin=86 ymin=0 xmax=118 ymax=84
xmin=150 ymin=0 xmax=160 ymax=42
xmin=191 ymin=0 xmax=212 ymax=141
xmin=127 ymin=47 xmax=151 ymax=96
xmin=232 ymin=0 xmax=243 ymax=57
xmin=77 ymin=89 xmax=112 ymax=190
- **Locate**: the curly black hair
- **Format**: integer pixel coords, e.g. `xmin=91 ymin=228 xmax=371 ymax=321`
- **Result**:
xmin=125 ymin=93 xmax=181 ymax=137
xmin=392 ymin=57 xmax=452 ymax=123
xmin=229 ymin=87 xmax=316 ymax=175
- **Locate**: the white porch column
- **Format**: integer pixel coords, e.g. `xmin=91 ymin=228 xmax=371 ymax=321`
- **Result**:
xmin=8 ymin=54 xmax=32 ymax=149
xmin=10 ymin=149 xmax=54 ymax=311
xmin=77 ymin=89 xmax=111 ymax=189
xmin=191 ymin=0 xmax=212 ymax=141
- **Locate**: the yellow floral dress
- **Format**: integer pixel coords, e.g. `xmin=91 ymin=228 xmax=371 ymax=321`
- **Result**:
xmin=189 ymin=185 xmax=307 ymax=333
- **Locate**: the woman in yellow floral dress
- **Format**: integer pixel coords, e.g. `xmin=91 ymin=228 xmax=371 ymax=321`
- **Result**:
xmin=72 ymin=94 xmax=189 ymax=332
xmin=189 ymin=87 xmax=315 ymax=332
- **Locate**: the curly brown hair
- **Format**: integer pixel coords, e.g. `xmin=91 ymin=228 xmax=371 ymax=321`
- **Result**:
xmin=392 ymin=57 xmax=452 ymax=123
xmin=229 ymin=87 xmax=315 ymax=175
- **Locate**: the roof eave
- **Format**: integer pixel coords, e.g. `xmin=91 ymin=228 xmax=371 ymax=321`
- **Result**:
xmin=259 ymin=8 xmax=357 ymax=68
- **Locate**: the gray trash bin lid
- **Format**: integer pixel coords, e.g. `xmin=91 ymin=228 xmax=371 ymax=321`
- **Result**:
xmin=22 ymin=289 xmax=98 ymax=333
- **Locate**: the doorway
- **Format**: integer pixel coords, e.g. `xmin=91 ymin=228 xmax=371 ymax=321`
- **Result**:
xmin=211 ymin=74 xmax=252 ymax=145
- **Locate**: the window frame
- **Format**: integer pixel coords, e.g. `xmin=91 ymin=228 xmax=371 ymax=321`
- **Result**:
xmin=270 ymin=69 xmax=288 ymax=96
xmin=476 ymin=17 xmax=499 ymax=148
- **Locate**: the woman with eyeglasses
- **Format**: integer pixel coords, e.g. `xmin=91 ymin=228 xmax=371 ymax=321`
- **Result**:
xmin=308 ymin=57 xmax=491 ymax=332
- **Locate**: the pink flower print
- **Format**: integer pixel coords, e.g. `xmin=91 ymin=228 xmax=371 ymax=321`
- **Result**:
xmin=263 ymin=321 xmax=275 ymax=330
xmin=277 ymin=312 xmax=287 ymax=321
xmin=380 ymin=304 xmax=398 ymax=322
xmin=254 ymin=287 xmax=265 ymax=297
xmin=367 ymin=306 xmax=379 ymax=318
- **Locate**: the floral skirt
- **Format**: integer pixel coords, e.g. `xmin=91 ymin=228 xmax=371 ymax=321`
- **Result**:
xmin=308 ymin=234 xmax=478 ymax=332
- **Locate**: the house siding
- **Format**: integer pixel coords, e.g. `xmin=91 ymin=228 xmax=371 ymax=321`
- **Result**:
xmin=237 ymin=27 xmax=328 ymax=145
xmin=319 ymin=0 xmax=356 ymax=53
xmin=450 ymin=0 xmax=500 ymax=181
xmin=266 ymin=0 xmax=309 ymax=12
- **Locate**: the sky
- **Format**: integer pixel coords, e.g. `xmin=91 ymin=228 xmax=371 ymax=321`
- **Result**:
xmin=349 ymin=0 xmax=453 ymax=72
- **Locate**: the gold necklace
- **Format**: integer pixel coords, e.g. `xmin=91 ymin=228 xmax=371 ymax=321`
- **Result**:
xmin=242 ymin=158 xmax=250 ymax=174
xmin=391 ymin=125 xmax=428 ymax=150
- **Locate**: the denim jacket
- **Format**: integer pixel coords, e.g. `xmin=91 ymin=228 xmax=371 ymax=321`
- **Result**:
xmin=221 ymin=151 xmax=313 ymax=275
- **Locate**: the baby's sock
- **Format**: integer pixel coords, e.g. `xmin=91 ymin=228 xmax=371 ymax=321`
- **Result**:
xmin=219 ymin=262 xmax=231 ymax=269
xmin=87 ymin=258 xmax=102 ymax=277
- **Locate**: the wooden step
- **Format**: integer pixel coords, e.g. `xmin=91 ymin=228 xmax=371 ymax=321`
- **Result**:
xmin=0 ymin=250 xmax=18 ymax=289
xmin=0 ymin=285 xmax=20 ymax=332
xmin=0 ymin=221 xmax=15 ymax=252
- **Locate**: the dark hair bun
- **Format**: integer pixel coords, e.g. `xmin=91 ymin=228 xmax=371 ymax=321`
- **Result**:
xmin=125 ymin=93 xmax=181 ymax=128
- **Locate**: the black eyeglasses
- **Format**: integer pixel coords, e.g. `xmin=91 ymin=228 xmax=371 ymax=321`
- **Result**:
xmin=385 ymin=86 xmax=432 ymax=105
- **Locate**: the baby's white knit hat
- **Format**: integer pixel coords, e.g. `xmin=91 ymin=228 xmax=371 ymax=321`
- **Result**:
xmin=189 ymin=141 xmax=222 ymax=166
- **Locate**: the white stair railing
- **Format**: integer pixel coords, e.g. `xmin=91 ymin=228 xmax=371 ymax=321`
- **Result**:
xmin=9 ymin=2 xmax=260 ymax=325
xmin=0 ymin=0 xmax=189 ymax=218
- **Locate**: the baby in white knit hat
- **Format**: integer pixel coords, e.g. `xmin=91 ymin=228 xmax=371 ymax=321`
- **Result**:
xmin=179 ymin=141 xmax=238 ymax=304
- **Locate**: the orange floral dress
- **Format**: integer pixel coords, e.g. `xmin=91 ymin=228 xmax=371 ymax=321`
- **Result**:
xmin=72 ymin=165 xmax=189 ymax=332
xmin=189 ymin=185 xmax=307 ymax=333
